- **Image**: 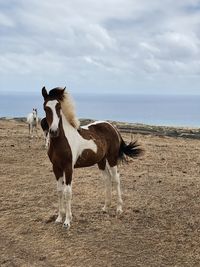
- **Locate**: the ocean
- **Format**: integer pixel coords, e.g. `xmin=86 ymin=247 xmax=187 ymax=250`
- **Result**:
xmin=0 ymin=93 xmax=200 ymax=127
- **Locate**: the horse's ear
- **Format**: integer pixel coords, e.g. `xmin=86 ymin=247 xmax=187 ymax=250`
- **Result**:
xmin=63 ymin=87 xmax=68 ymax=95
xmin=59 ymin=87 xmax=66 ymax=97
xmin=42 ymin=86 xmax=48 ymax=99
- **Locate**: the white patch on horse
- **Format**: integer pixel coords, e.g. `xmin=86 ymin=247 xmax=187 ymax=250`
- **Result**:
xmin=61 ymin=112 xmax=97 ymax=166
xmin=46 ymin=100 xmax=60 ymax=132
xmin=81 ymin=121 xmax=106 ymax=130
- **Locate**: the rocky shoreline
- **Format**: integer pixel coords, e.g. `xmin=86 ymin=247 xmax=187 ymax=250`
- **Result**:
xmin=1 ymin=117 xmax=200 ymax=139
xmin=112 ymin=121 xmax=200 ymax=140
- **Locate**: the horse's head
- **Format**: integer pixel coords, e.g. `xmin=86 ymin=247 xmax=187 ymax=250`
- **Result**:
xmin=32 ymin=108 xmax=37 ymax=121
xmin=42 ymin=86 xmax=66 ymax=138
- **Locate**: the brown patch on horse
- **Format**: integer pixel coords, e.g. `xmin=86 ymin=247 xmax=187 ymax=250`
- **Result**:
xmin=48 ymin=87 xmax=66 ymax=101
xmin=74 ymin=127 xmax=106 ymax=168
xmin=77 ymin=122 xmax=121 ymax=169
xmin=40 ymin=117 xmax=49 ymax=134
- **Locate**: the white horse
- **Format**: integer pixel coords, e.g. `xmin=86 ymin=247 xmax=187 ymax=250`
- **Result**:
xmin=27 ymin=108 xmax=38 ymax=137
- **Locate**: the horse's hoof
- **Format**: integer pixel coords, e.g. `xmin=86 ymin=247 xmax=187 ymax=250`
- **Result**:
xmin=55 ymin=216 xmax=63 ymax=224
xmin=55 ymin=220 xmax=62 ymax=224
xmin=63 ymin=222 xmax=70 ymax=229
xmin=116 ymin=207 xmax=123 ymax=215
xmin=102 ymin=205 xmax=108 ymax=213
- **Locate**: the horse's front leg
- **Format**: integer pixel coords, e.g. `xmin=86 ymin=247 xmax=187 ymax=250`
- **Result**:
xmin=55 ymin=176 xmax=65 ymax=223
xmin=53 ymin=165 xmax=65 ymax=224
xmin=30 ymin=125 xmax=33 ymax=138
xmin=28 ymin=124 xmax=31 ymax=136
xmin=35 ymin=123 xmax=38 ymax=138
xmin=63 ymin=168 xmax=73 ymax=229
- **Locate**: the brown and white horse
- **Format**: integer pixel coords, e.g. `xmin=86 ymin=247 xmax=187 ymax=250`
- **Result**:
xmin=42 ymin=86 xmax=143 ymax=229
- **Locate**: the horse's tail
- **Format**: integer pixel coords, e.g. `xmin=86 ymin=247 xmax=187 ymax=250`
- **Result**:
xmin=119 ymin=139 xmax=144 ymax=161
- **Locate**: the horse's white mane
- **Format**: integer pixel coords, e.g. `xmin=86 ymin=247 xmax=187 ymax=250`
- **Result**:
xmin=61 ymin=92 xmax=80 ymax=129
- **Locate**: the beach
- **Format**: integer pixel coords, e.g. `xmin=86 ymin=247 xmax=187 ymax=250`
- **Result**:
xmin=0 ymin=119 xmax=200 ymax=266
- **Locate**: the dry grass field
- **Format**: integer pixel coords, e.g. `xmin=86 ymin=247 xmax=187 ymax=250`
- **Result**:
xmin=0 ymin=119 xmax=200 ymax=267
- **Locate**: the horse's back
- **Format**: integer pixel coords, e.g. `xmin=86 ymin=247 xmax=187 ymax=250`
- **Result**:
xmin=81 ymin=121 xmax=120 ymax=140
xmin=80 ymin=121 xmax=121 ymax=152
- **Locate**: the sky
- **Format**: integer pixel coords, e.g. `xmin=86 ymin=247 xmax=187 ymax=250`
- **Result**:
xmin=0 ymin=0 xmax=200 ymax=95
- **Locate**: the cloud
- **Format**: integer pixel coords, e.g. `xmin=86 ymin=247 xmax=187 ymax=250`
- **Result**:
xmin=0 ymin=12 xmax=15 ymax=27
xmin=0 ymin=0 xmax=200 ymax=94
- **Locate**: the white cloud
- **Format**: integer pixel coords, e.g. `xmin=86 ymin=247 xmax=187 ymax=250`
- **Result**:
xmin=0 ymin=0 xmax=200 ymax=94
xmin=155 ymin=32 xmax=200 ymax=59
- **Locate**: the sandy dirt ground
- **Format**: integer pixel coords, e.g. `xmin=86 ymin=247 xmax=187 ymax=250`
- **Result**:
xmin=0 ymin=119 xmax=200 ymax=267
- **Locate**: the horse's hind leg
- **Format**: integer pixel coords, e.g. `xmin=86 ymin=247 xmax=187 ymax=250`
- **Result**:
xmin=98 ymin=161 xmax=112 ymax=212
xmin=109 ymin=165 xmax=123 ymax=214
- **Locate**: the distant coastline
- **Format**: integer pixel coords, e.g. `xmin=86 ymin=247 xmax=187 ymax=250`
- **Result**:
xmin=0 ymin=93 xmax=200 ymax=127
xmin=1 ymin=117 xmax=200 ymax=140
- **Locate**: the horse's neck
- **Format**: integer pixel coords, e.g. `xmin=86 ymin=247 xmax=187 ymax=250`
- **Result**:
xmin=61 ymin=112 xmax=80 ymax=139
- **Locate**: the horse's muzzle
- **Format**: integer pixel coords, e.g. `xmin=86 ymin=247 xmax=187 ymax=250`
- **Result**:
xmin=49 ymin=129 xmax=59 ymax=138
